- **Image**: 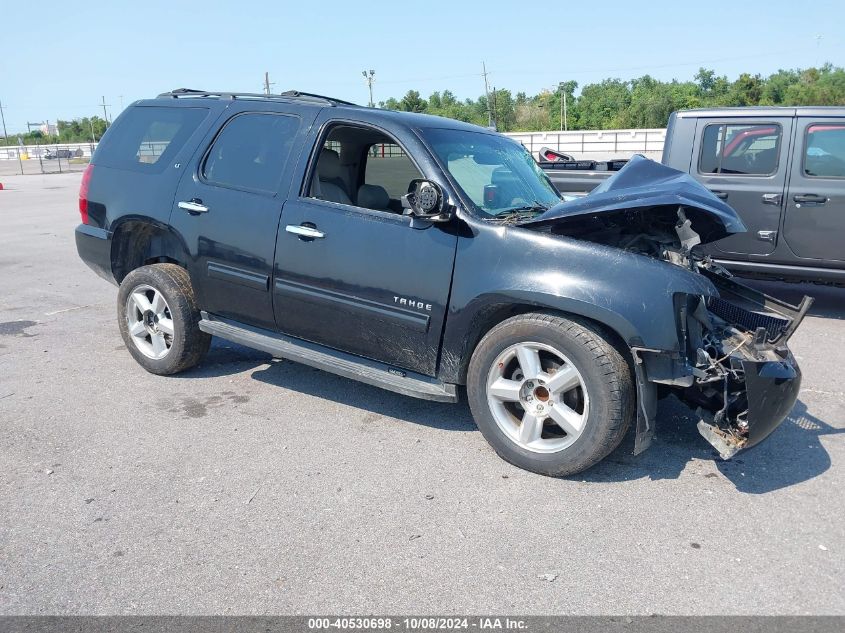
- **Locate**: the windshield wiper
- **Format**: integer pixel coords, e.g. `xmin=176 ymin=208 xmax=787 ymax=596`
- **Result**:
xmin=493 ymin=202 xmax=549 ymax=218
xmin=492 ymin=202 xmax=550 ymax=223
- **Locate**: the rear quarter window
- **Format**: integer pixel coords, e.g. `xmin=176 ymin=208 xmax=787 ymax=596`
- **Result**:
xmin=93 ymin=106 xmax=209 ymax=173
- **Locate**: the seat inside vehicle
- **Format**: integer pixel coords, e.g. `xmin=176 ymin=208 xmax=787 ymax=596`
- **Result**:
xmin=357 ymin=184 xmax=391 ymax=212
xmin=311 ymin=148 xmax=352 ymax=204
xmin=309 ymin=124 xmax=423 ymax=213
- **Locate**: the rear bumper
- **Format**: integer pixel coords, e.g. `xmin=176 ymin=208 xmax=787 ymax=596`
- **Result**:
xmin=75 ymin=224 xmax=115 ymax=285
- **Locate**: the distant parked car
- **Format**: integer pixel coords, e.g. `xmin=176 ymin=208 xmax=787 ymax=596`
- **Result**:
xmin=44 ymin=148 xmax=75 ymax=159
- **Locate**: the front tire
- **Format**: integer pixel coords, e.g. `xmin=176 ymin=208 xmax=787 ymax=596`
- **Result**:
xmin=117 ymin=264 xmax=211 ymax=375
xmin=467 ymin=312 xmax=635 ymax=476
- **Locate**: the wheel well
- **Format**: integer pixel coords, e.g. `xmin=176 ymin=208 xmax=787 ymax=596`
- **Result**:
xmin=110 ymin=221 xmax=186 ymax=283
xmin=454 ymin=303 xmax=631 ymax=384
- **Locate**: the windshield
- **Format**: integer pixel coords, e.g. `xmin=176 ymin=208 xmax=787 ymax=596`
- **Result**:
xmin=421 ymin=128 xmax=561 ymax=218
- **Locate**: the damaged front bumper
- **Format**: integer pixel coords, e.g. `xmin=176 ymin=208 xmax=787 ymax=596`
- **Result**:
xmin=694 ymin=345 xmax=801 ymax=459
xmin=635 ymin=266 xmax=812 ymax=459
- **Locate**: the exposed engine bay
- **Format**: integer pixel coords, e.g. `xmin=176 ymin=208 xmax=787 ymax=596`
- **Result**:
xmin=536 ymin=204 xmax=812 ymax=458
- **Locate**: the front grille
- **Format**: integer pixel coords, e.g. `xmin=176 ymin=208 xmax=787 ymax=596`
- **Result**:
xmin=706 ymin=296 xmax=790 ymax=341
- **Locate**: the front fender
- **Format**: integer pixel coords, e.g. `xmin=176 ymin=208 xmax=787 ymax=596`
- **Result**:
xmin=438 ymin=222 xmax=717 ymax=383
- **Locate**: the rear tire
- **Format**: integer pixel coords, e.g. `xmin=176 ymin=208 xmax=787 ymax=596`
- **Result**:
xmin=117 ymin=264 xmax=210 ymax=375
xmin=467 ymin=312 xmax=635 ymax=476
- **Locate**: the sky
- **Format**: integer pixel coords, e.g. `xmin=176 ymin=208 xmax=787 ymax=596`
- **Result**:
xmin=1 ymin=0 xmax=843 ymax=134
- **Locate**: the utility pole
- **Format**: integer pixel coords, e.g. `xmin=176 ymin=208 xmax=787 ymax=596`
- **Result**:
xmin=101 ymin=96 xmax=110 ymax=125
xmin=482 ymin=62 xmax=493 ymax=128
xmin=362 ymin=70 xmax=375 ymax=107
xmin=559 ymin=82 xmax=568 ymax=131
xmin=0 ymin=100 xmax=24 ymax=175
xmin=263 ymin=72 xmax=275 ymax=95
xmin=0 ymin=100 xmax=7 ymax=147
xmin=491 ymin=86 xmax=498 ymax=130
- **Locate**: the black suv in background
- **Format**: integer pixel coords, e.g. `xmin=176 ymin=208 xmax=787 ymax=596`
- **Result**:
xmin=76 ymin=89 xmax=810 ymax=476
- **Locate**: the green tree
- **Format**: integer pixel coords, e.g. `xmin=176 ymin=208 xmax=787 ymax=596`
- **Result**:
xmin=399 ymin=90 xmax=427 ymax=113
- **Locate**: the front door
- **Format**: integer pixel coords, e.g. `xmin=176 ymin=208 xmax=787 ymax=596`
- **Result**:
xmin=692 ymin=117 xmax=793 ymax=256
xmin=783 ymin=117 xmax=845 ymax=262
xmin=171 ymin=107 xmax=312 ymax=330
xmin=273 ymin=122 xmax=458 ymax=376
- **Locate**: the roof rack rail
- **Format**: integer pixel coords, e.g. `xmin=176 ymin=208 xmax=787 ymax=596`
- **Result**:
xmin=157 ymin=88 xmax=357 ymax=107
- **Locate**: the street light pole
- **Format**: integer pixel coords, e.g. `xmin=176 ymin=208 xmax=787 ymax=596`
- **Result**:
xmin=362 ymin=70 xmax=375 ymax=107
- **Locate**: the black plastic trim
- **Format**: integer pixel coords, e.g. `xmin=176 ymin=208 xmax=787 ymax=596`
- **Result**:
xmin=274 ymin=279 xmax=430 ymax=332
xmin=207 ymin=262 xmax=269 ymax=291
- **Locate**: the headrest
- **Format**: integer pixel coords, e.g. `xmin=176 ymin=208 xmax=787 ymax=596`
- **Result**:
xmin=319 ymin=148 xmax=343 ymax=179
xmin=357 ymin=184 xmax=390 ymax=211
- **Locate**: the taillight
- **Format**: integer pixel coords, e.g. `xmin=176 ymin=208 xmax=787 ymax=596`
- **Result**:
xmin=78 ymin=164 xmax=93 ymax=224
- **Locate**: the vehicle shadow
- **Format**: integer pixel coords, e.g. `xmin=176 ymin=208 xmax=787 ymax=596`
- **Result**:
xmin=182 ymin=340 xmax=840 ymax=493
xmin=582 ymin=395 xmax=843 ymax=493
xmin=249 ymin=357 xmax=477 ymax=432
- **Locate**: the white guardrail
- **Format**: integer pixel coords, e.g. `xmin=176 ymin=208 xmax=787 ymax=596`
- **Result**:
xmin=0 ymin=129 xmax=668 ymax=163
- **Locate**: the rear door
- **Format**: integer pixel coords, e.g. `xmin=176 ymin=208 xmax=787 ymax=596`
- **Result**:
xmin=170 ymin=103 xmax=317 ymax=330
xmin=692 ymin=117 xmax=793 ymax=256
xmin=783 ymin=117 xmax=845 ymax=262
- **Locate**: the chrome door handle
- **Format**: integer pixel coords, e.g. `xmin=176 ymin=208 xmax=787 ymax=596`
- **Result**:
xmin=757 ymin=230 xmax=777 ymax=243
xmin=178 ymin=199 xmax=209 ymax=214
xmin=761 ymin=193 xmax=782 ymax=205
xmin=285 ymin=224 xmax=325 ymax=239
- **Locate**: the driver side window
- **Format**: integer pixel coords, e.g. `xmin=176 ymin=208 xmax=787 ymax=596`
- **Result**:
xmin=307 ymin=125 xmax=422 ymax=214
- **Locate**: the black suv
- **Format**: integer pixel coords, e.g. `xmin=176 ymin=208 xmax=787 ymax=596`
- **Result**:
xmin=75 ymin=89 xmax=811 ymax=476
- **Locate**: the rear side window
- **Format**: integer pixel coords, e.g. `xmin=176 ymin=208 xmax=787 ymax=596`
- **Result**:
xmin=804 ymin=124 xmax=845 ymax=178
xmin=202 ymin=113 xmax=300 ymax=193
xmin=94 ymin=106 xmax=208 ymax=173
xmin=699 ymin=123 xmax=781 ymax=176
xmin=364 ymin=143 xmax=422 ymax=198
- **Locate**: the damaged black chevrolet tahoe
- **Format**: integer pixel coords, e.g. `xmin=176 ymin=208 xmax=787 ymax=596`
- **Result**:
xmin=75 ymin=89 xmax=812 ymax=476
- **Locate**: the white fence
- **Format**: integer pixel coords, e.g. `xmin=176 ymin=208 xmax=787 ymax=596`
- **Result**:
xmin=504 ymin=128 xmax=666 ymax=162
xmin=1 ymin=128 xmax=669 ymax=164
xmin=0 ymin=142 xmax=96 ymax=161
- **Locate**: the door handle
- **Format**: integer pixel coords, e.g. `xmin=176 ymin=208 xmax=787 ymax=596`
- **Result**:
xmin=793 ymin=193 xmax=827 ymax=204
xmin=710 ymin=190 xmax=729 ymax=200
xmin=285 ymin=224 xmax=325 ymax=239
xmin=178 ymin=199 xmax=209 ymax=214
xmin=757 ymin=230 xmax=777 ymax=243
xmin=761 ymin=193 xmax=782 ymax=205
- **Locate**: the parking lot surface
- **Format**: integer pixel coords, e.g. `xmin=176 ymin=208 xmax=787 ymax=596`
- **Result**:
xmin=0 ymin=172 xmax=843 ymax=614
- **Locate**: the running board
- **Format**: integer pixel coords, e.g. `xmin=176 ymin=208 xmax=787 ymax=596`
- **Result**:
xmin=198 ymin=312 xmax=458 ymax=403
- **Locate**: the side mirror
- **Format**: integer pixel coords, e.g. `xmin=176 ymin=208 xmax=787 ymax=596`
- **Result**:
xmin=402 ymin=179 xmax=451 ymax=222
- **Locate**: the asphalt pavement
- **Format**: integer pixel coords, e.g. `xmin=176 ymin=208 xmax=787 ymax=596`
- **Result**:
xmin=0 ymin=172 xmax=842 ymax=614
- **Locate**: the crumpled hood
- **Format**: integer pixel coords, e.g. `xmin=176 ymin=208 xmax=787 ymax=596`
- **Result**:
xmin=522 ymin=155 xmax=747 ymax=241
